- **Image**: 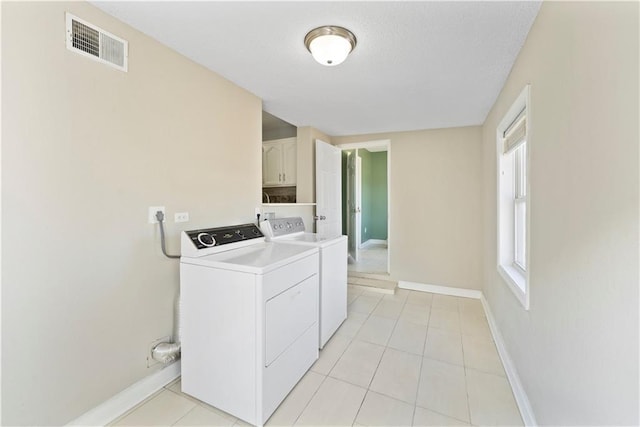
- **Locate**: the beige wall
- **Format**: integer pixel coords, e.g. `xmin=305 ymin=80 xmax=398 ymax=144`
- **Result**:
xmin=334 ymin=126 xmax=483 ymax=290
xmin=296 ymin=126 xmax=332 ymax=204
xmin=1 ymin=2 xmax=262 ymax=425
xmin=481 ymin=2 xmax=638 ymax=424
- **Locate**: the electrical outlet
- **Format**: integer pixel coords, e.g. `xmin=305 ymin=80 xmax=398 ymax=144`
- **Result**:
xmin=147 ymin=335 xmax=171 ymax=368
xmin=255 ymin=207 xmax=262 ymax=217
xmin=174 ymin=212 xmax=189 ymax=223
xmin=148 ymin=206 xmax=165 ymax=224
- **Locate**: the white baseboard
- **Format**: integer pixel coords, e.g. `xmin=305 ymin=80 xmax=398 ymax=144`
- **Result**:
xmin=397 ymin=280 xmax=536 ymax=425
xmin=67 ymin=361 xmax=181 ymax=427
xmin=360 ymin=239 xmax=387 ymax=249
xmin=398 ymin=280 xmax=482 ymax=299
xmin=481 ymin=296 xmax=537 ymax=426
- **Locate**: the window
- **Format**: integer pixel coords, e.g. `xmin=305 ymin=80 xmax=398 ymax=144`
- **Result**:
xmin=497 ymin=85 xmax=530 ymax=309
xmin=514 ymin=140 xmax=527 ymax=271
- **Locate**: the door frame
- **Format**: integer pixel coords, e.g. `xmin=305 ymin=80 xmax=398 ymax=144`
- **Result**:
xmin=355 ymin=154 xmax=362 ymax=250
xmin=345 ymin=150 xmax=359 ymax=262
xmin=336 ymin=139 xmax=391 ymax=274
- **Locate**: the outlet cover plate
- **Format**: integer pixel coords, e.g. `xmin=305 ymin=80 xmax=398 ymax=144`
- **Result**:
xmin=174 ymin=212 xmax=189 ymax=223
xmin=148 ymin=206 xmax=165 ymax=224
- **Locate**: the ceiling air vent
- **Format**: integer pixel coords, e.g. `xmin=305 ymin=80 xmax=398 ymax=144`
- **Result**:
xmin=65 ymin=13 xmax=128 ymax=72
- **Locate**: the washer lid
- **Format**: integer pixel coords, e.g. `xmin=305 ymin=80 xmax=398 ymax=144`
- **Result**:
xmin=180 ymin=242 xmax=318 ymax=274
xmin=270 ymin=232 xmax=347 ymax=248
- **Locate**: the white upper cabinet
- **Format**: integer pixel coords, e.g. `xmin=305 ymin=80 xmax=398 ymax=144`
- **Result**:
xmin=263 ymin=138 xmax=296 ymax=186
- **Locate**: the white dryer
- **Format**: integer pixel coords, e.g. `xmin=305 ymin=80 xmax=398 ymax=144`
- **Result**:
xmin=261 ymin=217 xmax=347 ymax=349
xmin=180 ymin=222 xmax=319 ymax=426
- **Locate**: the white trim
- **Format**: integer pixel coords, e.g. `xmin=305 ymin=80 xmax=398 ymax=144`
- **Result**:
xmin=338 ymin=139 xmax=391 ymax=275
xmin=498 ymin=265 xmax=528 ymax=308
xmin=360 ymin=239 xmax=387 ymax=249
xmin=386 ymin=146 xmax=391 ymax=275
xmin=335 ymin=139 xmax=390 ymax=151
xmin=67 ymin=362 xmax=181 ymax=426
xmin=356 ymin=154 xmax=362 ymax=250
xmin=348 ymin=283 xmax=395 ymax=295
xmin=496 ymin=84 xmax=531 ymax=311
xmin=398 ymin=280 xmax=482 ymax=300
xmin=481 ymin=296 xmax=537 ymax=426
xmin=348 ymin=272 xmax=392 ymax=282
xmin=0 ymin=4 xmax=3 ymax=422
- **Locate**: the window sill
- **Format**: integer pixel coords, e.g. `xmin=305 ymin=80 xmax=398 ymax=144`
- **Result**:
xmin=498 ymin=264 xmax=530 ymax=310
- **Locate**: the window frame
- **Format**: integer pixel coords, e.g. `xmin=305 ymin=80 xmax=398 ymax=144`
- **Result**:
xmin=496 ymin=85 xmax=531 ymax=310
xmin=513 ymin=143 xmax=527 ymax=272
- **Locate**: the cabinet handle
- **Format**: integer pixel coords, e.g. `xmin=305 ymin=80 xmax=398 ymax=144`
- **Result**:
xmin=283 ymin=173 xmax=286 ymax=182
xmin=279 ymin=173 xmax=282 ymax=182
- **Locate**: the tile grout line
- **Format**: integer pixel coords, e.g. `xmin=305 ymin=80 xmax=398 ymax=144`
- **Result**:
xmin=170 ymin=404 xmax=198 ymax=427
xmin=345 ymin=291 xmax=381 ymax=426
xmin=290 ymin=372 xmax=329 ymax=426
xmin=351 ymin=293 xmax=403 ymax=427
xmin=108 ymin=387 xmax=167 ymax=426
xmin=323 ymin=289 xmax=383 ymax=418
xmin=164 ymin=384 xmax=237 ymax=426
xmin=458 ymin=297 xmax=474 ymax=426
xmin=411 ymin=294 xmax=431 ymax=427
xmin=318 ymin=321 xmax=357 ymax=376
xmin=416 ymin=295 xmax=476 ymax=425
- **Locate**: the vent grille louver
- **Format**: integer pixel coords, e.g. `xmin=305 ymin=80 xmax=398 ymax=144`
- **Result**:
xmin=66 ymin=13 xmax=128 ymax=72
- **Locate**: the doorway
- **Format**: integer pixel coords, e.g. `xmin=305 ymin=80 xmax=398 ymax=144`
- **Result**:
xmin=339 ymin=140 xmax=390 ymax=275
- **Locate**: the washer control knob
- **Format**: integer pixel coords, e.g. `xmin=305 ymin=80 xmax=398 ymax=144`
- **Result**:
xmin=197 ymin=233 xmax=216 ymax=247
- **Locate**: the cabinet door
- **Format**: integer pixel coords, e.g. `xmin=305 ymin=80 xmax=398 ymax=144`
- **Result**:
xmin=282 ymin=140 xmax=297 ymax=185
xmin=263 ymin=143 xmax=283 ymax=186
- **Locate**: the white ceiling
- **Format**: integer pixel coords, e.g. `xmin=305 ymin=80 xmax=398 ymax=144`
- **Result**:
xmin=92 ymin=1 xmax=541 ymax=136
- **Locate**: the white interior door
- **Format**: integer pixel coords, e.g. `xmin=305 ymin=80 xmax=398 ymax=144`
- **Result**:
xmin=346 ymin=151 xmax=358 ymax=261
xmin=315 ymin=139 xmax=342 ymax=236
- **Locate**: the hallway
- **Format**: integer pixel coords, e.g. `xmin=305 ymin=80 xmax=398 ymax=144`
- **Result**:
xmin=348 ymin=242 xmax=388 ymax=274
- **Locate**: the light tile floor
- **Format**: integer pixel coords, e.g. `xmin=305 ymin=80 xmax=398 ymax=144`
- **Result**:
xmin=348 ymin=243 xmax=388 ymax=274
xmin=110 ymin=287 xmax=522 ymax=426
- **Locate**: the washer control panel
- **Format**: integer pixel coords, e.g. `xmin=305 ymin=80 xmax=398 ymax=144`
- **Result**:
xmin=185 ymin=223 xmax=264 ymax=250
xmin=264 ymin=217 xmax=306 ymax=237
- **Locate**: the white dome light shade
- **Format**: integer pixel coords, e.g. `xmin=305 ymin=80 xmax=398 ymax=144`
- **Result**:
xmin=304 ymin=26 xmax=357 ymax=67
xmin=309 ymin=34 xmax=352 ymax=66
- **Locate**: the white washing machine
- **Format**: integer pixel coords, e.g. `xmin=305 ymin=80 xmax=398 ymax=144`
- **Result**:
xmin=179 ymin=222 xmax=319 ymax=426
xmin=261 ymin=217 xmax=347 ymax=349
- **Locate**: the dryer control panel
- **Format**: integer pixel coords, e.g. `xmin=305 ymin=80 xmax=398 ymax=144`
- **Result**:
xmin=184 ymin=223 xmax=264 ymax=250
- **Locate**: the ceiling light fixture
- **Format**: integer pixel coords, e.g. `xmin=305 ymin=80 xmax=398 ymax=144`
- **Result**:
xmin=304 ymin=26 xmax=357 ymax=67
